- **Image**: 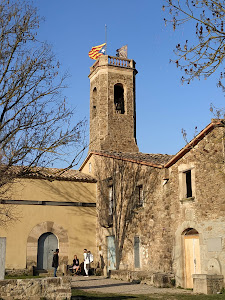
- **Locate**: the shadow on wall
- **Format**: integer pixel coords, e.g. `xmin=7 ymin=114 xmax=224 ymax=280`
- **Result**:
xmin=32 ymin=179 xmax=96 ymax=203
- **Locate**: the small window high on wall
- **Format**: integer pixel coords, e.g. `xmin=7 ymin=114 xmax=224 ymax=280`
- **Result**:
xmin=178 ymin=164 xmax=195 ymax=201
xmin=92 ymin=87 xmax=97 ymax=118
xmin=114 ymin=84 xmax=124 ymax=114
xmin=185 ymin=170 xmax=192 ymax=198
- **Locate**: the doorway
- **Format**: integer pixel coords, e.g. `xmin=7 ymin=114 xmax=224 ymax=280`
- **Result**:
xmin=37 ymin=232 xmax=58 ymax=270
xmin=183 ymin=228 xmax=201 ymax=288
xmin=107 ymin=235 xmax=116 ymax=271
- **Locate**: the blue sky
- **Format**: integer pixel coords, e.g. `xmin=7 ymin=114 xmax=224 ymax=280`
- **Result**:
xmin=33 ymin=0 xmax=225 ymax=167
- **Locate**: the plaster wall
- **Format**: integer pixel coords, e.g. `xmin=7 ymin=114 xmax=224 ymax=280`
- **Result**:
xmin=0 ymin=178 xmax=97 ymax=271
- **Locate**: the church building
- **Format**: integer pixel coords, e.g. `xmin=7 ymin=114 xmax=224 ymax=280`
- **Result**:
xmin=81 ymin=54 xmax=225 ymax=290
xmin=1 ymin=53 xmax=225 ymax=292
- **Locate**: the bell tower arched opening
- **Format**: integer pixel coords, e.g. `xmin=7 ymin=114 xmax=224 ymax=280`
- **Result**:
xmin=114 ymin=83 xmax=125 ymax=114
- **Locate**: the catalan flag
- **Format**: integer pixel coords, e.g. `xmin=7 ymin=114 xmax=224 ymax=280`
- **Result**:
xmin=89 ymin=43 xmax=106 ymax=60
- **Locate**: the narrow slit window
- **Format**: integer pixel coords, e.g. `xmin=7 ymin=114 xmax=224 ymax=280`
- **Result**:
xmin=109 ymin=185 xmax=113 ymax=216
xmin=136 ymin=185 xmax=144 ymax=207
xmin=92 ymin=87 xmax=97 ymax=118
xmin=185 ymin=170 xmax=192 ymax=198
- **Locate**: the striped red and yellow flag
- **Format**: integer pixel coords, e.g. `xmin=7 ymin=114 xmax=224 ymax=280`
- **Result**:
xmin=89 ymin=43 xmax=106 ymax=60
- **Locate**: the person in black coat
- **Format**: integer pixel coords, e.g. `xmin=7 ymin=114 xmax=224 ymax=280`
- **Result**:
xmin=52 ymin=248 xmax=59 ymax=277
xmin=72 ymin=255 xmax=80 ymax=274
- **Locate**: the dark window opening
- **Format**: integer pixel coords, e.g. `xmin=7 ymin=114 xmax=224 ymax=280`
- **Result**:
xmin=185 ymin=170 xmax=192 ymax=198
xmin=92 ymin=87 xmax=97 ymax=118
xmin=114 ymin=84 xmax=125 ymax=114
xmin=183 ymin=228 xmax=199 ymax=236
xmin=136 ymin=185 xmax=144 ymax=207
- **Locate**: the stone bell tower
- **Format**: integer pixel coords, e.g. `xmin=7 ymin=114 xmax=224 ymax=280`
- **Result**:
xmin=88 ymin=55 xmax=139 ymax=153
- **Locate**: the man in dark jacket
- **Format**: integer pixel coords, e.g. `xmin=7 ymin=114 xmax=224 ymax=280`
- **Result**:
xmin=52 ymin=248 xmax=59 ymax=277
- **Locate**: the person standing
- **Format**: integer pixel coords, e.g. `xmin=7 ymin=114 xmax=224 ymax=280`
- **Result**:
xmin=52 ymin=248 xmax=59 ymax=277
xmin=83 ymin=249 xmax=90 ymax=277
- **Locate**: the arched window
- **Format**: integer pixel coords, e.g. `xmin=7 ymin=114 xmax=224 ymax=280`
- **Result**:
xmin=92 ymin=87 xmax=97 ymax=118
xmin=183 ymin=228 xmax=199 ymax=236
xmin=114 ymin=84 xmax=124 ymax=114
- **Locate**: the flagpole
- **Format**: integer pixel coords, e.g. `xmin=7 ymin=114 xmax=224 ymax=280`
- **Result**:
xmin=105 ymin=24 xmax=107 ymax=55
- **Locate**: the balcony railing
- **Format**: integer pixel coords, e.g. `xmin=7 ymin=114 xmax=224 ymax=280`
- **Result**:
xmin=89 ymin=55 xmax=135 ymax=75
xmin=108 ymin=56 xmax=131 ymax=68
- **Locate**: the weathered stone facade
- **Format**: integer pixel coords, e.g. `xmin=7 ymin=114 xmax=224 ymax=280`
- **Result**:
xmin=82 ymin=121 xmax=225 ymax=292
xmin=80 ymin=55 xmax=225 ymax=293
xmin=0 ymin=277 xmax=71 ymax=299
xmin=89 ymin=55 xmax=139 ymax=153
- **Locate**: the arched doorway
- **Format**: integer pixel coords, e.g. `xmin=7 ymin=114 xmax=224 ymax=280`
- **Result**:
xmin=37 ymin=232 xmax=58 ymax=270
xmin=183 ymin=228 xmax=201 ymax=288
xmin=27 ymin=221 xmax=69 ymax=272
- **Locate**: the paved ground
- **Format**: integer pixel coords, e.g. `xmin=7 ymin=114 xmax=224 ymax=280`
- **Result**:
xmin=71 ymin=276 xmax=193 ymax=295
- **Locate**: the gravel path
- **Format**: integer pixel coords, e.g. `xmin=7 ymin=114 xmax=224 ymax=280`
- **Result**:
xmin=71 ymin=276 xmax=193 ymax=295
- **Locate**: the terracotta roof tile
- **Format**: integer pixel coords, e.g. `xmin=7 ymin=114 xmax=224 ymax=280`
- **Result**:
xmin=11 ymin=166 xmax=96 ymax=182
xmin=91 ymin=150 xmax=174 ymax=168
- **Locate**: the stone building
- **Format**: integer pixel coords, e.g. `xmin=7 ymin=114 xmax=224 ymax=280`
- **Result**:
xmin=1 ymin=54 xmax=225 ymax=292
xmin=80 ymin=55 xmax=225 ymax=290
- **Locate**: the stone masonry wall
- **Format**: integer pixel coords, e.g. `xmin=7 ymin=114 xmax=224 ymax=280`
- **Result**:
xmin=95 ymin=124 xmax=225 ymax=288
xmin=119 ymin=164 xmax=173 ymax=274
xmin=116 ymin=126 xmax=225 ymax=286
xmin=0 ymin=277 xmax=71 ymax=300
xmin=168 ymin=126 xmax=225 ymax=287
xmin=89 ymin=56 xmax=138 ymax=153
xmin=94 ymin=154 xmax=171 ymax=275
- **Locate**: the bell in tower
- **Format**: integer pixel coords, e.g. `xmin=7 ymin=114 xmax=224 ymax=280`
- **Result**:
xmin=88 ymin=55 xmax=139 ymax=153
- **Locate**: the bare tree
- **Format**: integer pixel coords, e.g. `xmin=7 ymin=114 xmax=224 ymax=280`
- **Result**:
xmin=163 ymin=0 xmax=225 ymax=92
xmin=0 ymin=0 xmax=86 ymax=225
xmin=95 ymin=154 xmax=158 ymax=270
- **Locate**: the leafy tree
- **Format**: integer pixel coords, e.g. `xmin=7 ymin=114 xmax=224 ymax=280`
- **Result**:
xmin=0 ymin=0 xmax=86 ymax=225
xmin=163 ymin=0 xmax=225 ymax=94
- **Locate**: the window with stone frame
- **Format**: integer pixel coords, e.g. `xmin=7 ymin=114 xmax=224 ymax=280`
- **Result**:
xmin=185 ymin=170 xmax=192 ymax=198
xmin=178 ymin=164 xmax=195 ymax=201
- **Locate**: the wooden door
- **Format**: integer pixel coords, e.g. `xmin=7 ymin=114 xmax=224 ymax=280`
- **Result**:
xmin=37 ymin=232 xmax=58 ymax=270
xmin=184 ymin=235 xmax=201 ymax=288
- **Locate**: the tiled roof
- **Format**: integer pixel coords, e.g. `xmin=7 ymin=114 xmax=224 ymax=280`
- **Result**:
xmin=11 ymin=166 xmax=96 ymax=182
xmin=165 ymin=119 xmax=223 ymax=168
xmin=91 ymin=150 xmax=174 ymax=168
